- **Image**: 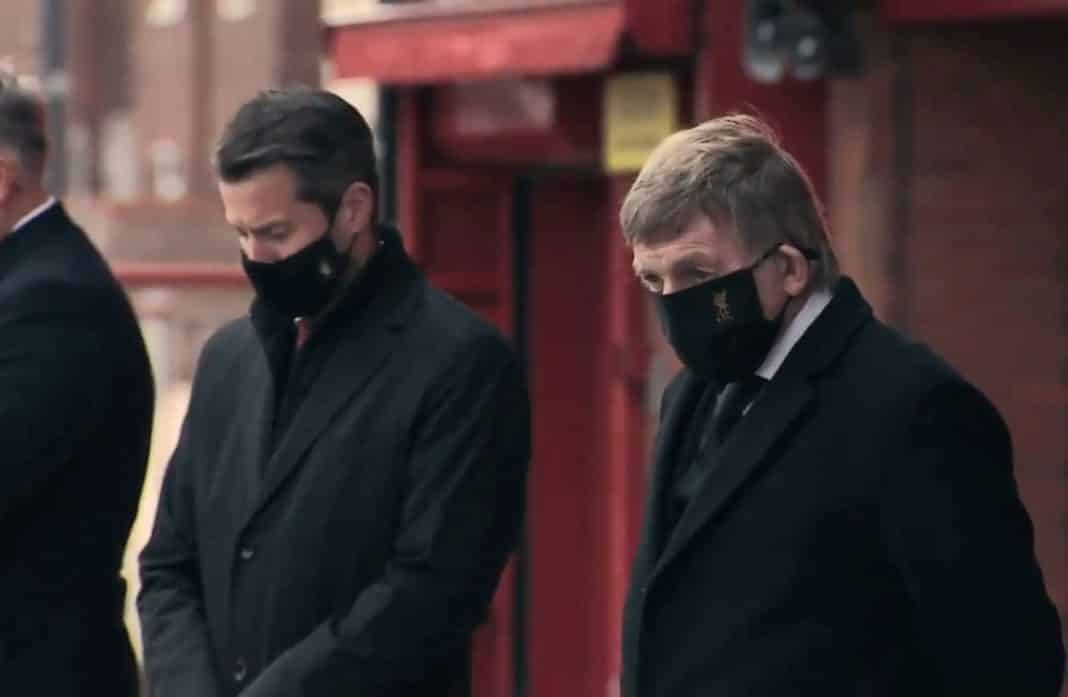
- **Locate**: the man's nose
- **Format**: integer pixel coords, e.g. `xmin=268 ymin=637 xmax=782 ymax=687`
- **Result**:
xmin=661 ymin=278 xmax=684 ymax=296
xmin=244 ymin=239 xmax=279 ymax=263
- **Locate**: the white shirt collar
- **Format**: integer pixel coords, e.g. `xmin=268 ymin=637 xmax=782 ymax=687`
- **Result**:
xmin=755 ymin=286 xmax=833 ymax=380
xmin=9 ymin=196 xmax=58 ymax=237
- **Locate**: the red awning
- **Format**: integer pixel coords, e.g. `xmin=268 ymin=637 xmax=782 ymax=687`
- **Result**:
xmin=326 ymin=0 xmax=625 ymax=84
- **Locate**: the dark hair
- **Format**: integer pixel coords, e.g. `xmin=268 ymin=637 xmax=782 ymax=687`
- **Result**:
xmin=214 ymin=85 xmax=378 ymax=220
xmin=0 ymin=75 xmax=47 ymax=175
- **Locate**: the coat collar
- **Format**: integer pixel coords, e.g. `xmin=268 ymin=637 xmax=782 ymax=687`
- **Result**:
xmin=247 ymin=224 xmax=413 ymax=349
xmin=239 ymin=225 xmax=424 ymax=528
xmin=0 ymin=200 xmax=71 ymax=265
xmin=644 ymin=276 xmax=873 ymax=582
xmin=633 ymin=371 xmax=705 ymax=570
xmin=9 ymin=196 xmax=58 ymax=237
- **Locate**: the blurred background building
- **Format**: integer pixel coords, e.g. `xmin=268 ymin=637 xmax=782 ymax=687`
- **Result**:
xmin=0 ymin=0 xmax=331 ymax=663
xmin=2 ymin=1 xmax=1065 ymax=696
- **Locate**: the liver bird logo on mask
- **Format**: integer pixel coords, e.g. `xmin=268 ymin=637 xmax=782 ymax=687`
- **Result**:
xmin=713 ymin=290 xmax=733 ymax=323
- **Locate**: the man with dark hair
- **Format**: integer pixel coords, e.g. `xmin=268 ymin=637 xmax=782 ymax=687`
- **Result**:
xmin=620 ymin=115 xmax=1064 ymax=696
xmin=0 ymin=78 xmax=154 ymax=695
xmin=138 ymin=86 xmax=529 ymax=697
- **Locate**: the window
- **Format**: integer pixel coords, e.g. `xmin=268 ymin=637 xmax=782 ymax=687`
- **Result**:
xmin=144 ymin=0 xmax=187 ymax=28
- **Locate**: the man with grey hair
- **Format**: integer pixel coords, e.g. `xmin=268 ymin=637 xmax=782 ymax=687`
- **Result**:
xmin=0 ymin=77 xmax=153 ymax=695
xmin=620 ymin=114 xmax=1063 ymax=696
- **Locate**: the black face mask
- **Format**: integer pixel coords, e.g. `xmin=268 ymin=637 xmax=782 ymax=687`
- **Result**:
xmin=654 ymin=245 xmax=788 ymax=385
xmin=241 ymin=225 xmax=353 ymax=319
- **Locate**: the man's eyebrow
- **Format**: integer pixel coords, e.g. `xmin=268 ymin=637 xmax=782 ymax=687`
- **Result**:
xmin=634 ymin=251 xmax=721 ymax=276
xmin=245 ymin=219 xmax=290 ymax=235
xmin=665 ymin=251 xmax=720 ymax=273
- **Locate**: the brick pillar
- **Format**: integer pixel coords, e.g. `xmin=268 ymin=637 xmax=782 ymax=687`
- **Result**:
xmin=131 ymin=0 xmax=213 ymax=199
xmin=828 ymin=15 xmax=1068 ymax=666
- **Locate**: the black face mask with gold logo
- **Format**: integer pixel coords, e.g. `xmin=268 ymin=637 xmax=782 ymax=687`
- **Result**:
xmin=241 ymin=205 xmax=362 ymax=319
xmin=654 ymin=245 xmax=788 ymax=385
xmin=242 ymin=234 xmax=348 ymax=319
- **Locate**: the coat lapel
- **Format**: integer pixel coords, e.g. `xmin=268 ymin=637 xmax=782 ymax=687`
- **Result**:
xmin=632 ymin=372 xmax=704 ymax=578
xmin=653 ymin=375 xmax=814 ymax=578
xmin=234 ymin=347 xmax=274 ymax=522
xmin=218 ymin=334 xmax=276 ymax=624
xmin=623 ymin=370 xmax=704 ymax=693
xmin=244 ymin=273 xmax=422 ymax=527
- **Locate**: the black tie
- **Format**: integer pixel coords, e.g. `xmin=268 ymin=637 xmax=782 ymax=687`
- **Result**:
xmin=666 ymin=374 xmax=768 ymax=540
xmin=710 ymin=374 xmax=768 ymax=445
xmin=686 ymin=375 xmax=769 ymax=467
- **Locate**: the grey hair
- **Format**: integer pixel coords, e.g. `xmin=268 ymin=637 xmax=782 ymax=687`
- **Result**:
xmin=620 ymin=114 xmax=839 ymax=288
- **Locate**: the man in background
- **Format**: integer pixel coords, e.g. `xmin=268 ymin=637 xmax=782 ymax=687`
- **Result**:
xmin=0 ymin=75 xmax=154 ymax=695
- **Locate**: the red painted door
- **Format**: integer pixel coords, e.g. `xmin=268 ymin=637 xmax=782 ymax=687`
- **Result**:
xmin=524 ymin=176 xmax=648 ymax=697
xmin=400 ymin=165 xmax=518 ymax=697
xmin=396 ymin=91 xmax=650 ymax=697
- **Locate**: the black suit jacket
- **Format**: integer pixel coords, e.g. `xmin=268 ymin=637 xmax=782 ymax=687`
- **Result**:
xmin=623 ymin=277 xmax=1064 ymax=697
xmin=138 ymin=232 xmax=530 ymax=697
xmin=0 ymin=203 xmax=154 ymax=695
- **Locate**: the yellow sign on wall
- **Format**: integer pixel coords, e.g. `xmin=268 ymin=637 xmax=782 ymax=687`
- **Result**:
xmin=321 ymin=0 xmax=379 ymax=26
xmin=602 ymin=72 xmax=679 ymax=174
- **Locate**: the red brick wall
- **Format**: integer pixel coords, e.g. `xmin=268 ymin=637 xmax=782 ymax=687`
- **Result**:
xmin=84 ymin=0 xmax=320 ymax=264
xmin=901 ymin=18 xmax=1067 ymax=635
xmin=0 ymin=0 xmax=39 ymax=77
xmin=827 ymin=14 xmax=900 ymax=320
xmin=3 ymin=0 xmax=320 ymax=255
xmin=131 ymin=0 xmax=321 ymax=205
xmin=830 ymin=16 xmax=1068 ymax=667
xmin=209 ymin=0 xmax=321 ymax=160
xmin=131 ymin=0 xmax=211 ymax=197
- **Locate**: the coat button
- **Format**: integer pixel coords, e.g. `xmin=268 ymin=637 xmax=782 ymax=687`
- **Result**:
xmin=233 ymin=659 xmax=248 ymax=683
xmin=239 ymin=546 xmax=255 ymax=561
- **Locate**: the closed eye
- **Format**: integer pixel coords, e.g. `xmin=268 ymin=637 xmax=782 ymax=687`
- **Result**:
xmin=637 ymin=272 xmax=663 ymax=294
xmin=678 ymin=267 xmax=715 ymax=287
xmin=263 ymin=227 xmax=291 ymax=242
xmin=236 ymin=223 xmax=291 ymax=242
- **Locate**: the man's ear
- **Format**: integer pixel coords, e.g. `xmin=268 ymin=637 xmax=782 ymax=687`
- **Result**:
xmin=338 ymin=181 xmax=375 ymax=235
xmin=0 ymin=158 xmax=18 ymax=206
xmin=777 ymin=244 xmax=812 ymax=297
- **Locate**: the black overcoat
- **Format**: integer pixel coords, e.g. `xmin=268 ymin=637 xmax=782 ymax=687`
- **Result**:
xmin=139 ymin=232 xmax=529 ymax=697
xmin=623 ymin=278 xmax=1064 ymax=697
xmin=0 ymin=203 xmax=153 ymax=696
